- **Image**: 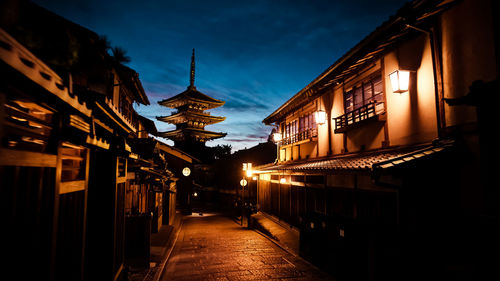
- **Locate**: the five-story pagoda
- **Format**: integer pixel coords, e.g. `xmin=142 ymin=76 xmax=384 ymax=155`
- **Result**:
xmin=157 ymin=49 xmax=226 ymax=157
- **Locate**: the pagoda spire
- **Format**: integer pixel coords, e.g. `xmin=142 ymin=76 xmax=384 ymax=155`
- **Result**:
xmin=157 ymin=49 xmax=226 ymax=156
xmin=189 ymin=48 xmax=195 ymax=89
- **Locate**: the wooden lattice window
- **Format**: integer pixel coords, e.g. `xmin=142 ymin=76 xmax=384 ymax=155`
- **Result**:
xmin=60 ymin=142 xmax=88 ymax=194
xmin=344 ymin=75 xmax=384 ymax=113
xmin=2 ymin=99 xmax=54 ymax=152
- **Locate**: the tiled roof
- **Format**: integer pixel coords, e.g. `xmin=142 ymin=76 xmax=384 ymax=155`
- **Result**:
xmin=255 ymin=141 xmax=453 ymax=173
xmin=158 ymin=86 xmax=225 ymax=109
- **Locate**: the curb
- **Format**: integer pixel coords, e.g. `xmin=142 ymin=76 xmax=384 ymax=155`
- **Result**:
xmin=150 ymin=217 xmax=184 ymax=281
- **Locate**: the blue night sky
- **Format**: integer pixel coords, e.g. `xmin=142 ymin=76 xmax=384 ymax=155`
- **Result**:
xmin=34 ymin=0 xmax=407 ymax=152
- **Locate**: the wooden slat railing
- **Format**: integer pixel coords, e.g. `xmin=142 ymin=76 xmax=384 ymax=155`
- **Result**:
xmin=279 ymin=127 xmax=317 ymax=146
xmin=334 ymin=102 xmax=384 ymax=132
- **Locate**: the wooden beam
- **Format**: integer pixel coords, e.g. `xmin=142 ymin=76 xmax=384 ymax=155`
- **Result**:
xmin=0 ymin=148 xmax=57 ymax=167
xmin=59 ymin=180 xmax=86 ymax=194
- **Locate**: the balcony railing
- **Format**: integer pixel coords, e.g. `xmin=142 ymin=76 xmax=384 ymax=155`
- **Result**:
xmin=334 ymin=101 xmax=385 ymax=133
xmin=279 ymin=127 xmax=317 ymax=146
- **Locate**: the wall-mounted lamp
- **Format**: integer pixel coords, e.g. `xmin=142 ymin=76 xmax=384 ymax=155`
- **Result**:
xmin=315 ymin=110 xmax=326 ymax=125
xmin=389 ymin=70 xmax=410 ymax=93
xmin=280 ymin=177 xmax=287 ymax=184
xmin=273 ymin=132 xmax=282 ymax=143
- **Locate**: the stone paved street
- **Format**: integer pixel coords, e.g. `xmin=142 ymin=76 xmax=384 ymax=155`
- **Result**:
xmin=162 ymin=213 xmax=334 ymax=281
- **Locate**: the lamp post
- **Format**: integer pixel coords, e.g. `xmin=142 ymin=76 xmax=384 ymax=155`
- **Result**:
xmin=241 ymin=162 xmax=253 ymax=227
xmin=182 ymin=166 xmax=192 ymax=215
xmin=239 ymin=177 xmax=247 ymax=226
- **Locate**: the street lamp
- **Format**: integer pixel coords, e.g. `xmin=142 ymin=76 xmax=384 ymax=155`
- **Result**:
xmin=240 ymin=178 xmax=247 ymax=187
xmin=241 ymin=162 xmax=254 ymax=227
xmin=239 ymin=177 xmax=247 ymax=226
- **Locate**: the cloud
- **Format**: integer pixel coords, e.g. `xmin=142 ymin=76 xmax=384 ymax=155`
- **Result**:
xmin=35 ymin=0 xmax=408 ymax=152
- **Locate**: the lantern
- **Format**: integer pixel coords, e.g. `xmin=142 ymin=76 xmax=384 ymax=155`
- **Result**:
xmin=182 ymin=167 xmax=191 ymax=177
xmin=240 ymin=179 xmax=248 ymax=187
xmin=273 ymin=132 xmax=282 ymax=143
xmin=389 ymin=70 xmax=410 ymax=93
xmin=315 ymin=110 xmax=326 ymax=125
xmin=246 ymin=169 xmax=253 ymax=178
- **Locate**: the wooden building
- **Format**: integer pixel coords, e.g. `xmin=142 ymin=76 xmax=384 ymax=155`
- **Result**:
xmin=1 ymin=26 xmax=94 ymax=281
xmin=0 ymin=2 xmax=182 ymax=280
xmin=254 ymin=0 xmax=499 ymax=280
xmin=156 ymin=49 xmax=226 ymax=158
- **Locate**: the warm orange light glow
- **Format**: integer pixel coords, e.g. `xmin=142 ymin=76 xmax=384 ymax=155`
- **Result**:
xmin=273 ymin=132 xmax=282 ymax=142
xmin=389 ymin=70 xmax=410 ymax=93
xmin=242 ymin=162 xmax=252 ymax=171
xmin=240 ymin=179 xmax=247 ymax=187
xmin=246 ymin=169 xmax=253 ymax=177
xmin=315 ymin=110 xmax=326 ymax=125
xmin=252 ymin=176 xmax=257 ymax=181
xmin=280 ymin=177 xmax=287 ymax=184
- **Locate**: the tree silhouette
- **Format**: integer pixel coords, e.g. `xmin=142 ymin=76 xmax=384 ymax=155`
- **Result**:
xmin=111 ymin=46 xmax=131 ymax=64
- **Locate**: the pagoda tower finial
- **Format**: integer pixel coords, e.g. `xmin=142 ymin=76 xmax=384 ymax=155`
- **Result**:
xmin=189 ymin=48 xmax=195 ymax=88
xmin=156 ymin=49 xmax=226 ymax=158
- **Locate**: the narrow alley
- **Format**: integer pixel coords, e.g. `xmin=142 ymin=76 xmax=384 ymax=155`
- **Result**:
xmin=162 ymin=214 xmax=334 ymax=281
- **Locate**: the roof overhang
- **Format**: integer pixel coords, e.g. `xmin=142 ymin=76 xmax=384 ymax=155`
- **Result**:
xmin=254 ymin=141 xmax=454 ymax=176
xmin=0 ymin=28 xmax=92 ymax=117
xmin=263 ymin=0 xmax=458 ymax=125
xmin=156 ymin=111 xmax=225 ymax=125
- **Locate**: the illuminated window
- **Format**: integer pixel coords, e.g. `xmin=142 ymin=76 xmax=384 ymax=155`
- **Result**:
xmin=3 ymin=99 xmax=54 ymax=152
xmin=279 ymin=112 xmax=318 ymax=146
xmin=344 ymin=75 xmax=383 ymax=113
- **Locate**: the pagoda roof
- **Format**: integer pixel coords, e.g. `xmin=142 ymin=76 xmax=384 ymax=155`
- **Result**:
xmin=156 ymin=111 xmax=225 ymax=125
xmin=158 ymin=127 xmax=226 ymax=142
xmin=158 ymin=86 xmax=225 ymax=110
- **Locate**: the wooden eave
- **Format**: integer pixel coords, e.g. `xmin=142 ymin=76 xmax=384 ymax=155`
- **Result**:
xmin=156 ymin=111 xmax=225 ymax=125
xmin=93 ymin=96 xmax=137 ymax=134
xmin=116 ymin=64 xmax=150 ymax=105
xmin=254 ymin=140 xmax=453 ymax=175
xmin=262 ymin=0 xmax=458 ymax=125
xmin=155 ymin=140 xmax=201 ymax=164
xmin=137 ymin=115 xmax=157 ymax=135
xmin=158 ymin=127 xmax=226 ymax=140
xmin=158 ymin=87 xmax=225 ymax=110
xmin=0 ymin=28 xmax=92 ymax=117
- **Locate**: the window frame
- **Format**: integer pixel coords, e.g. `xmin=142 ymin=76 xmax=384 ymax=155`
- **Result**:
xmin=343 ymin=74 xmax=384 ymax=114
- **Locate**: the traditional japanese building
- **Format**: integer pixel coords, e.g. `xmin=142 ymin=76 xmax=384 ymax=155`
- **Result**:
xmin=157 ymin=49 xmax=226 ymax=158
xmin=0 ymin=2 xmax=183 ymax=280
xmin=253 ymin=0 xmax=499 ymax=280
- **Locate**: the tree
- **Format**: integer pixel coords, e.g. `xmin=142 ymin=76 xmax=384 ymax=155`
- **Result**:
xmin=212 ymin=144 xmax=232 ymax=160
xmin=111 ymin=46 xmax=131 ymax=64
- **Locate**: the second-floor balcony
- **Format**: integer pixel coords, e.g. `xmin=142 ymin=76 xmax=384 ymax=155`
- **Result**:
xmin=334 ymin=101 xmax=385 ymax=133
xmin=279 ymin=127 xmax=317 ymax=147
